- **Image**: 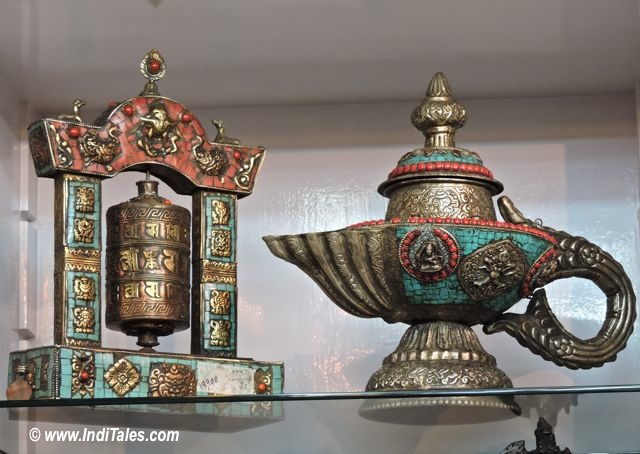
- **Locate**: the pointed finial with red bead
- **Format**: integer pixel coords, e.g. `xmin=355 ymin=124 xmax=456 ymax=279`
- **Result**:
xmin=139 ymin=49 xmax=166 ymax=95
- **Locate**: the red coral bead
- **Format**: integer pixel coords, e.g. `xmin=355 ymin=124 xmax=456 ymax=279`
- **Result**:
xmin=257 ymin=382 xmax=268 ymax=393
xmin=148 ymin=59 xmax=162 ymax=74
xmin=123 ymin=104 xmax=135 ymax=117
xmin=181 ymin=111 xmax=193 ymax=123
xmin=68 ymin=126 xmax=81 ymax=138
xmin=79 ymin=370 xmax=90 ymax=382
xmin=233 ymin=150 xmax=243 ymax=160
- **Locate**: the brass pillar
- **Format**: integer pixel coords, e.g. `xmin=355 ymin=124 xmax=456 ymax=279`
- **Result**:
xmin=191 ymin=190 xmax=237 ymax=357
xmin=53 ymin=173 xmax=102 ymax=348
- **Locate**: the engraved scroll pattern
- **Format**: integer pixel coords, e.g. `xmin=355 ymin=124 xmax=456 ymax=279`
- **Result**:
xmin=386 ymin=185 xmax=495 ymax=219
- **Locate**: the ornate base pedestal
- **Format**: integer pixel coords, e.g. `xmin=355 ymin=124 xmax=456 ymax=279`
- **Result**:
xmin=361 ymin=322 xmax=520 ymax=421
xmin=8 ymin=346 xmax=283 ymax=403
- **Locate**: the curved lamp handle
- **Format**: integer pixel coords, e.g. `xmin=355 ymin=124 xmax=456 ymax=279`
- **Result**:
xmin=483 ymin=196 xmax=636 ymax=370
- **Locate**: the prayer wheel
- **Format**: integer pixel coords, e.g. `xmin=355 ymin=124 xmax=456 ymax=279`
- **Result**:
xmin=105 ymin=178 xmax=191 ymax=349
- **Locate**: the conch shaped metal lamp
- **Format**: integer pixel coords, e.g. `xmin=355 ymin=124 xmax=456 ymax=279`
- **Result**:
xmin=263 ymin=73 xmax=636 ymax=409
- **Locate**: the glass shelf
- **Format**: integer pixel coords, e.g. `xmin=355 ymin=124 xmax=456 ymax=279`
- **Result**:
xmin=2 ymin=385 xmax=639 ymax=453
xmin=1 ymin=383 xmax=639 ymax=408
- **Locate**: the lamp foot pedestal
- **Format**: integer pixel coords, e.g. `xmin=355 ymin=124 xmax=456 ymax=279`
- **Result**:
xmin=362 ymin=321 xmax=520 ymax=422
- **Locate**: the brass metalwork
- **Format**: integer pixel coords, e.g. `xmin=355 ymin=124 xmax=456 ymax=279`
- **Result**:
xmin=28 ymin=123 xmax=51 ymax=170
xmin=235 ymin=153 xmax=262 ymax=190
xmin=39 ymin=355 xmax=50 ymax=391
xmin=210 ymin=320 xmax=231 ymax=346
xmin=254 ymin=367 xmax=273 ymax=394
xmin=211 ymin=120 xmax=241 ymax=145
xmin=134 ymin=100 xmax=182 ymax=157
xmin=211 ymin=230 xmax=232 ymax=257
xmin=80 ymin=127 xmax=120 ymax=170
xmin=148 ymin=363 xmax=197 ymax=397
xmin=211 ymin=199 xmax=231 ymax=225
xmin=210 ymin=290 xmax=231 ymax=315
xmin=264 ymin=72 xmax=636 ymax=398
xmin=140 ymin=49 xmax=166 ymax=83
xmin=104 ymin=358 xmax=141 ymax=397
xmin=73 ymin=276 xmax=96 ymax=301
xmin=458 ymin=239 xmax=527 ymax=301
xmin=366 ymin=322 xmax=514 ymax=392
xmin=57 ymin=99 xmax=86 ymax=123
xmin=75 ymin=187 xmax=95 ymax=213
xmin=191 ymin=137 xmax=229 ymax=177
xmin=483 ymin=197 xmax=636 ymax=370
xmin=199 ymin=260 xmax=237 ymax=284
xmin=410 ymin=73 xmax=466 ymax=148
xmin=57 ymin=248 xmax=100 ymax=273
xmin=49 ymin=123 xmax=74 ymax=167
xmin=106 ymin=178 xmax=191 ymax=349
xmin=73 ymin=307 xmax=96 ymax=334
xmin=73 ymin=218 xmax=95 ymax=243
xmin=385 ymin=182 xmax=496 ymax=220
xmin=71 ymin=352 xmax=95 ymax=397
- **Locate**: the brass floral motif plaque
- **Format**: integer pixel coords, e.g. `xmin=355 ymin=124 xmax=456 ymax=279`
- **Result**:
xmin=148 ymin=363 xmax=196 ymax=397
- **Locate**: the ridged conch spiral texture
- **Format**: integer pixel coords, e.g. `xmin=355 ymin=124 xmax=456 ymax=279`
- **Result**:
xmin=263 ymin=228 xmax=409 ymax=324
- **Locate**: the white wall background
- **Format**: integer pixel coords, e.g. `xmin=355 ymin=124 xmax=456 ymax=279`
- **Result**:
xmin=0 ymin=71 xmax=27 ymax=454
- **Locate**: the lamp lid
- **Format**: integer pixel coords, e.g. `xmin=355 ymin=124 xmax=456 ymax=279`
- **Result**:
xmin=378 ymin=73 xmax=503 ymax=197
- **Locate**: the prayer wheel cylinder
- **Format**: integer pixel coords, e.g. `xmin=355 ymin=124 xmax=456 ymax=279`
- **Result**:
xmin=105 ymin=179 xmax=191 ymax=349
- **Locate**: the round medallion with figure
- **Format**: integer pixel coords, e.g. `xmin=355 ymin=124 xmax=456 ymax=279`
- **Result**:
xmin=399 ymin=227 xmax=460 ymax=282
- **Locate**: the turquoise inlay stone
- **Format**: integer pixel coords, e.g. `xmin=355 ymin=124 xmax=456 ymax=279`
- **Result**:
xmin=398 ymin=148 xmax=483 ymax=166
xmin=397 ymin=224 xmax=553 ymax=312
xmin=10 ymin=346 xmax=284 ymax=401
